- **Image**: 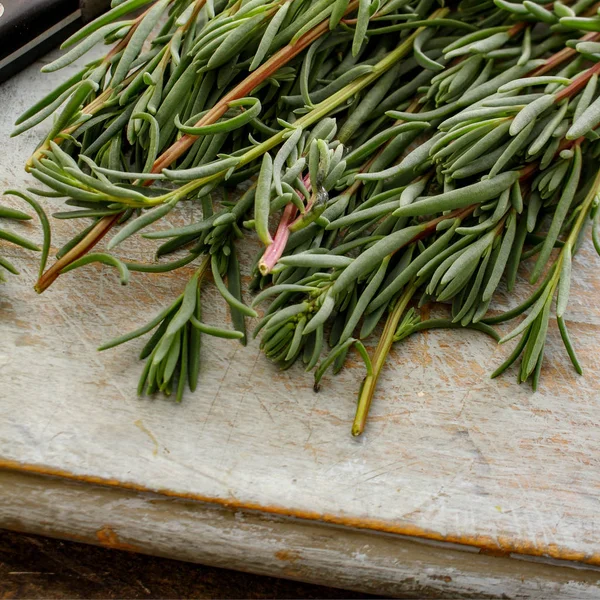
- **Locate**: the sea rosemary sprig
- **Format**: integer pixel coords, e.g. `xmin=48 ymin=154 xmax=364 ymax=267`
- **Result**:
xmin=12 ymin=0 xmax=600 ymax=434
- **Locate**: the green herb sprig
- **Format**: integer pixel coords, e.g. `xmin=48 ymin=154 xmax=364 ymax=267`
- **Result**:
xmin=12 ymin=0 xmax=600 ymax=436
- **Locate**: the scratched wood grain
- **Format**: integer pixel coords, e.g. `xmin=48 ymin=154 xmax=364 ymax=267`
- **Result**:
xmin=1 ymin=49 xmax=600 ymax=597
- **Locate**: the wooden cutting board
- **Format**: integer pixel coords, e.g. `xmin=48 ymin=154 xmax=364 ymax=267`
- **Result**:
xmin=1 ymin=49 xmax=600 ymax=599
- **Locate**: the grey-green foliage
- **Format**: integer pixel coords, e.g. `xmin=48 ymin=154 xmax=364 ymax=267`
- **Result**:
xmin=12 ymin=0 xmax=600 ymax=410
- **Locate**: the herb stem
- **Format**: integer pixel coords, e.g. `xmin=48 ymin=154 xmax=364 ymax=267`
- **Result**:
xmin=352 ymin=283 xmax=417 ymax=437
xmin=530 ymin=31 xmax=600 ymax=77
xmin=34 ymin=213 xmax=121 ymax=293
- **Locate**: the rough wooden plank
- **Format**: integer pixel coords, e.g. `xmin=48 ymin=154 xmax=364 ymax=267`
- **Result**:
xmin=1 ymin=48 xmax=600 ymax=596
xmin=3 ymin=469 xmax=600 ymax=599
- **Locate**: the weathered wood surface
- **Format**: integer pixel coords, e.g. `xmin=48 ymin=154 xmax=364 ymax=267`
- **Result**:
xmin=1 ymin=50 xmax=600 ymax=598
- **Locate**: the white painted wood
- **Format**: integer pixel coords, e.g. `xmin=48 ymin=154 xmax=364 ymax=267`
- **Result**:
xmin=1 ymin=48 xmax=600 ymax=597
xmin=3 ymin=469 xmax=600 ymax=598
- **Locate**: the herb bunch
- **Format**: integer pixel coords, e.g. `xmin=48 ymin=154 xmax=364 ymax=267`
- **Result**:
xmin=12 ymin=0 xmax=600 ymax=432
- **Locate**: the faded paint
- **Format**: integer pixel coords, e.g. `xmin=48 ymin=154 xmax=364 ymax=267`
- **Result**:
xmin=0 ymin=457 xmax=599 ymax=568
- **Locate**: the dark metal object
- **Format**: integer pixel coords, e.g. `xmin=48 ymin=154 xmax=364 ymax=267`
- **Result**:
xmin=0 ymin=0 xmax=111 ymax=84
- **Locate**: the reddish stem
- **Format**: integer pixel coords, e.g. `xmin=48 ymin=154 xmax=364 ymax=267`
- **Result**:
xmin=530 ymin=32 xmax=600 ymax=77
xmin=416 ymin=205 xmax=476 ymax=240
xmin=35 ymin=214 xmax=122 ymax=293
xmin=507 ymin=21 xmax=527 ymax=37
xmin=260 ymin=166 xmax=371 ymax=275
xmin=556 ymin=60 xmax=600 ymax=102
xmin=259 ymin=203 xmax=298 ymax=274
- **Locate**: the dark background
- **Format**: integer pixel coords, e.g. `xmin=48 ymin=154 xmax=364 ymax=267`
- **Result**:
xmin=0 ymin=529 xmax=377 ymax=599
